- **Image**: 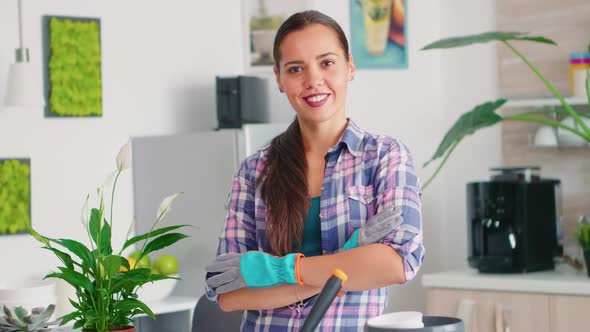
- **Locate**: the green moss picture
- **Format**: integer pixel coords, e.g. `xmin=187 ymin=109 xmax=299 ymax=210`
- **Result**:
xmin=42 ymin=16 xmax=102 ymax=117
xmin=0 ymin=159 xmax=31 ymax=235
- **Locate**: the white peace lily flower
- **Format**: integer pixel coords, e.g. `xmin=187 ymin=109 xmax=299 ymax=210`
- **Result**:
xmin=116 ymin=142 xmax=132 ymax=171
xmin=156 ymin=192 xmax=183 ymax=222
xmin=96 ymin=187 xmax=105 ymax=227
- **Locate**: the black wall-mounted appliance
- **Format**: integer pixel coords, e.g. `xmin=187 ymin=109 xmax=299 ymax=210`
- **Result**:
xmin=215 ymin=75 xmax=270 ymax=129
xmin=467 ymin=167 xmax=562 ymax=273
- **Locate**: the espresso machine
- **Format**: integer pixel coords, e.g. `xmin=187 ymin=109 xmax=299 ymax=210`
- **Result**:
xmin=467 ymin=167 xmax=562 ymax=273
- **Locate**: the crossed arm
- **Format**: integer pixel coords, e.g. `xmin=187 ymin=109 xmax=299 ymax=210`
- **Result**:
xmin=218 ymin=244 xmax=404 ymax=312
xmin=214 ymin=142 xmax=423 ymax=312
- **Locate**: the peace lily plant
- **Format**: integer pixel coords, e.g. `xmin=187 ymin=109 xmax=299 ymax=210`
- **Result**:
xmin=27 ymin=143 xmax=189 ymax=332
xmin=420 ymin=32 xmax=590 ymax=189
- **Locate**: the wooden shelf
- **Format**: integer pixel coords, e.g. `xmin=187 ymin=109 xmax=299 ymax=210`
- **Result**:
xmin=505 ymin=97 xmax=588 ymax=108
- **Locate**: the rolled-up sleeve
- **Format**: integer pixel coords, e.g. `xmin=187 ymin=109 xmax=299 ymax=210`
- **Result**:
xmin=374 ymin=140 xmax=424 ymax=282
xmin=205 ymin=159 xmax=258 ymax=300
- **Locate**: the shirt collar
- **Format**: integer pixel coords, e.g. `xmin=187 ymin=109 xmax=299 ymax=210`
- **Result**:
xmin=328 ymin=119 xmax=365 ymax=158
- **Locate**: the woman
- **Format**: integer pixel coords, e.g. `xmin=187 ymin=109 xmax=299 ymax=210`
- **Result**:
xmin=205 ymin=10 xmax=423 ymax=331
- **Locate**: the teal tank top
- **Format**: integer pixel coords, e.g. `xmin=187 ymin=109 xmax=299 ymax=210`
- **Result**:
xmin=293 ymin=196 xmax=322 ymax=257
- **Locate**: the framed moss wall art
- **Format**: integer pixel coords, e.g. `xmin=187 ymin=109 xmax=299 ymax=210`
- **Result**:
xmin=0 ymin=159 xmax=31 ymax=235
xmin=42 ymin=16 xmax=102 ymax=117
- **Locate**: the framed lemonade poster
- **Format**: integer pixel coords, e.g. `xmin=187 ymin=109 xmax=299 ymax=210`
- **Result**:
xmin=350 ymin=0 xmax=407 ymax=69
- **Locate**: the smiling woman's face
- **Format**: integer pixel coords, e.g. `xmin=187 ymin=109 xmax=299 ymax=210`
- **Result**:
xmin=274 ymin=23 xmax=355 ymax=126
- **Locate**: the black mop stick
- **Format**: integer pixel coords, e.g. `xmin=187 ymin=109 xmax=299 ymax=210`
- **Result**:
xmin=300 ymin=269 xmax=348 ymax=332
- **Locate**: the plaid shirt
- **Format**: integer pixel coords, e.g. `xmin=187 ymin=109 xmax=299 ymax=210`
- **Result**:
xmin=206 ymin=119 xmax=424 ymax=331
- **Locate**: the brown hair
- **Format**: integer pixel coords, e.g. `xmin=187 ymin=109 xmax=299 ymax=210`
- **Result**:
xmin=261 ymin=10 xmax=350 ymax=255
xmin=273 ymin=10 xmax=350 ymax=73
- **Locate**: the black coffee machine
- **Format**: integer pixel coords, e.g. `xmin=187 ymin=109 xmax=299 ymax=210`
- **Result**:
xmin=467 ymin=167 xmax=562 ymax=273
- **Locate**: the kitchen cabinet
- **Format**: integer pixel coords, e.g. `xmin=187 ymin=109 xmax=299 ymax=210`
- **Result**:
xmin=422 ymin=268 xmax=590 ymax=332
xmin=550 ymin=295 xmax=590 ymax=331
xmin=426 ymin=288 xmax=551 ymax=332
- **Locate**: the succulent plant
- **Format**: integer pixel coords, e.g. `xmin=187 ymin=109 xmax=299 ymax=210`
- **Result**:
xmin=0 ymin=305 xmax=59 ymax=332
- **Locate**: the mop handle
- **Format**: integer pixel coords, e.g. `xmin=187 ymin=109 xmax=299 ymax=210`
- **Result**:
xmin=300 ymin=269 xmax=348 ymax=332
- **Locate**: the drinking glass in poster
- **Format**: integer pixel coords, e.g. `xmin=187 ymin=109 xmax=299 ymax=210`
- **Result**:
xmin=350 ymin=0 xmax=407 ymax=69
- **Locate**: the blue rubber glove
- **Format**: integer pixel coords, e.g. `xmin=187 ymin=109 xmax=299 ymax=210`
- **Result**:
xmin=205 ymin=252 xmax=303 ymax=295
xmin=342 ymin=206 xmax=402 ymax=251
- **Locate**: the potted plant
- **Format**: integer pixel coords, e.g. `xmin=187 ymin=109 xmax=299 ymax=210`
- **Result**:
xmin=249 ymin=0 xmax=284 ymax=65
xmin=0 ymin=305 xmax=59 ymax=331
xmin=577 ymin=216 xmax=590 ymax=277
xmin=27 ymin=143 xmax=189 ymax=332
xmin=419 ymin=32 xmax=590 ymax=189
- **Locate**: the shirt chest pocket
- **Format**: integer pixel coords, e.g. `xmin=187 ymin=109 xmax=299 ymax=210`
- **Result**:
xmin=347 ymin=185 xmax=376 ymax=228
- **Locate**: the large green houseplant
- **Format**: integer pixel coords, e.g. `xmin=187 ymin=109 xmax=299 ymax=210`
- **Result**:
xmin=28 ymin=143 xmax=189 ymax=332
xmin=420 ymin=32 xmax=590 ymax=189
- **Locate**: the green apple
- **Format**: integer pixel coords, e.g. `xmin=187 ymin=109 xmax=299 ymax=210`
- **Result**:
xmin=153 ymin=254 xmax=179 ymax=275
xmin=128 ymin=250 xmax=151 ymax=269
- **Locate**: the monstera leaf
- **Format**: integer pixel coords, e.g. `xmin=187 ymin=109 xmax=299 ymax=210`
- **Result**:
xmin=424 ymin=99 xmax=506 ymax=169
xmin=420 ymin=31 xmax=590 ymax=189
xmin=421 ymin=31 xmax=556 ymax=50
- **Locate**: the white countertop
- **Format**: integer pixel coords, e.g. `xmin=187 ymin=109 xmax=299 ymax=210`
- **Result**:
xmin=421 ymin=264 xmax=590 ymax=296
xmin=142 ymin=295 xmax=199 ymax=316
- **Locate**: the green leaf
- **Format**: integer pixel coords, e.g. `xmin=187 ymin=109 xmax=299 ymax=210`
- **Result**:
xmin=14 ymin=306 xmax=27 ymax=321
xmin=43 ymin=247 xmax=75 ymax=270
xmin=68 ymin=299 xmax=81 ymax=310
xmin=112 ymin=299 xmax=156 ymax=319
xmin=424 ymin=99 xmax=506 ymax=168
xmin=48 ymin=267 xmax=93 ymax=293
xmin=88 ymin=208 xmax=101 ymax=244
xmin=73 ymin=319 xmax=85 ymax=329
xmin=421 ymin=31 xmax=557 ymax=50
xmin=99 ymin=221 xmax=112 ymax=256
xmin=110 ymin=269 xmax=152 ymax=292
xmin=59 ymin=310 xmax=81 ymax=326
xmin=27 ymin=225 xmax=51 ymax=247
xmin=145 ymin=272 xmax=177 ymax=282
xmin=122 ymin=225 xmax=190 ymax=251
xmin=52 ymin=239 xmax=96 ymax=272
xmin=102 ymin=255 xmax=125 ymax=277
xmin=3 ymin=305 xmax=13 ymax=318
xmin=143 ymin=233 xmax=189 ymax=256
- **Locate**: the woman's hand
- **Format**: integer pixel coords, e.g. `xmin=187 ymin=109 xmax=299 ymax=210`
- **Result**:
xmin=206 ymin=252 xmax=304 ymax=295
xmin=342 ymin=206 xmax=402 ymax=251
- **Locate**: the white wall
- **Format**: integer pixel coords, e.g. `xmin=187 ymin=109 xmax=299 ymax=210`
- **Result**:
xmin=0 ymin=0 xmax=500 ymax=314
xmin=0 ymin=0 xmax=243 ymax=280
xmin=439 ymin=0 xmax=501 ymax=270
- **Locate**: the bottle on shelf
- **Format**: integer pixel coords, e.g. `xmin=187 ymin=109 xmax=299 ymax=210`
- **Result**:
xmin=569 ymin=52 xmax=590 ymax=98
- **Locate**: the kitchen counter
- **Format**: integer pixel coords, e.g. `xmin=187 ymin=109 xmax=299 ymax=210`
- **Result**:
xmin=421 ymin=264 xmax=590 ymax=296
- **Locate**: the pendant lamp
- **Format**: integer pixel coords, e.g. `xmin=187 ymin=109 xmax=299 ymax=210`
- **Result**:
xmin=3 ymin=0 xmax=44 ymax=108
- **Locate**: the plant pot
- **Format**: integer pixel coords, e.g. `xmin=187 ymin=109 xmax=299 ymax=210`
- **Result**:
xmin=584 ymin=251 xmax=590 ymax=277
xmin=83 ymin=327 xmax=134 ymax=332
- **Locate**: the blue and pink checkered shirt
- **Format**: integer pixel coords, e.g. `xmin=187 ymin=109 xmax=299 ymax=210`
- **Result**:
xmin=207 ymin=119 xmax=424 ymax=331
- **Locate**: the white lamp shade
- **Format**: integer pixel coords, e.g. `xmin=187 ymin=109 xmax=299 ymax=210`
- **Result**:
xmin=3 ymin=62 xmax=45 ymax=107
